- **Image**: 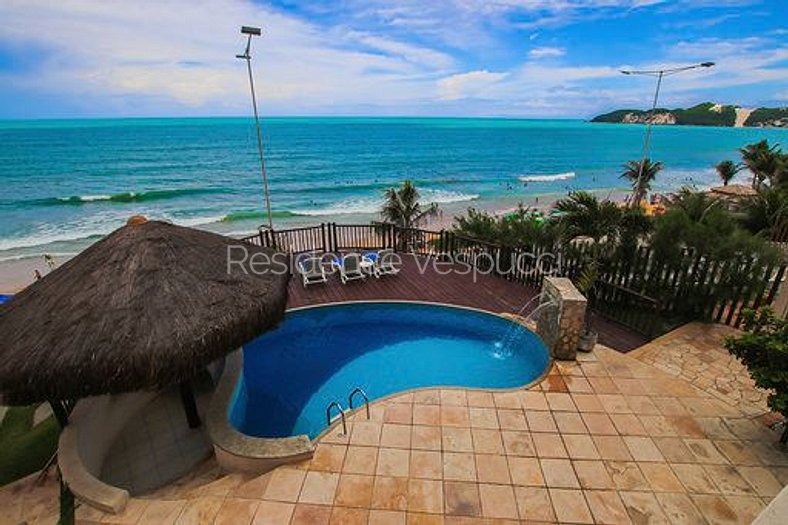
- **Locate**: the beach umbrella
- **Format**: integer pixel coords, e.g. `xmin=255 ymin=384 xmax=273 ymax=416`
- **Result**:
xmin=0 ymin=218 xmax=289 ymax=427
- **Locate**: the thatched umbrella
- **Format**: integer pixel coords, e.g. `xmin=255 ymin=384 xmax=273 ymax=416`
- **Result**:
xmin=0 ymin=218 xmax=289 ymax=426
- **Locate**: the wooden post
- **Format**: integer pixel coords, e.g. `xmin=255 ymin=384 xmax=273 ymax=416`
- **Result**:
xmin=179 ymin=381 xmax=201 ymax=428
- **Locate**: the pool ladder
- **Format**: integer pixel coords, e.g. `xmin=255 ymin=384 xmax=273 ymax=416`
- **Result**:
xmin=325 ymin=387 xmax=370 ymax=436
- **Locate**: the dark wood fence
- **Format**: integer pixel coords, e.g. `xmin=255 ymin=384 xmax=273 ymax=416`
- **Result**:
xmin=241 ymin=223 xmax=785 ymax=338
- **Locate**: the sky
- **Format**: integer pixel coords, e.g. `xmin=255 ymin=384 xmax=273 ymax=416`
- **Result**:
xmin=0 ymin=0 xmax=785 ymax=119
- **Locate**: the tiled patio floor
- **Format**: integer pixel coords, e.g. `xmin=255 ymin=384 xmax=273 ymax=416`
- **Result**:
xmin=3 ymin=327 xmax=787 ymax=525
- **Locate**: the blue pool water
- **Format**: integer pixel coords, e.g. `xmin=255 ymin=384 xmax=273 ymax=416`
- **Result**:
xmin=230 ymin=302 xmax=550 ymax=439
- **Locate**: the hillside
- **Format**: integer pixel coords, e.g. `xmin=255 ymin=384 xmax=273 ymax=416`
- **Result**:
xmin=591 ymin=102 xmax=787 ymax=128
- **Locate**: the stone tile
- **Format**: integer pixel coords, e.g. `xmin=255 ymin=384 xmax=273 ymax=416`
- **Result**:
xmin=683 ymin=439 xmax=728 ymax=464
xmin=689 ymin=494 xmax=743 ymax=524
xmin=652 ymin=437 xmax=695 ymax=463
xmin=410 ymin=450 xmax=443 ymax=480
xmin=585 ymin=489 xmax=631 ymax=524
xmin=377 ymin=448 xmax=411 ymax=477
xmin=704 ymin=464 xmax=757 ymax=495
xmin=311 ymin=444 xmax=347 ymax=472
xmin=573 ymin=460 xmax=614 ymax=490
xmin=572 ymin=393 xmax=606 ymax=412
xmin=582 ymin=413 xmax=618 ymax=435
xmin=670 ymin=463 xmax=718 ymax=494
xmin=611 ymin=413 xmax=648 ymax=436
xmin=136 ymin=500 xmax=186 ymax=525
xmin=252 ymin=501 xmax=294 ymax=525
xmin=232 ymin=474 xmax=273 ymax=500
xmin=468 ymin=407 xmax=498 ymax=429
xmin=372 ymin=476 xmax=409 ymax=511
xmin=369 ymin=509 xmax=406 ymax=525
xmin=263 ymin=468 xmax=306 ymax=503
xmin=466 ymin=390 xmax=495 ymax=408
xmin=501 ymin=431 xmax=536 ymax=456
xmin=334 ymin=474 xmax=374 ymax=508
xmin=408 ymin=479 xmax=443 ymax=514
xmin=413 ymin=405 xmax=440 ymax=426
xmin=563 ymin=434 xmax=600 ymax=460
xmin=627 ymin=396 xmax=661 ymax=415
xmin=299 ymin=471 xmax=339 ymax=505
xmin=606 ymin=461 xmax=648 ymax=491
xmin=722 ymin=495 xmax=766 ymax=524
xmin=214 ymin=498 xmax=259 ymax=525
xmin=736 ymin=466 xmax=783 ymax=497
xmin=520 ymin=391 xmax=549 ymax=411
xmin=443 ymin=481 xmax=481 ymax=517
xmin=565 ymin=376 xmax=594 ymax=393
xmin=525 ymin=411 xmax=557 ymax=433
xmin=386 ymin=404 xmax=414 ymax=425
xmin=507 ymin=456 xmax=545 ymax=486
xmin=593 ymin=435 xmax=634 ymax=461
xmin=513 ymin=486 xmax=555 ymax=522
xmin=478 ymin=484 xmax=518 ymax=519
xmin=470 ymin=428 xmax=504 ymax=454
xmin=540 ymin=458 xmax=579 ymax=488
xmin=440 ymin=406 xmax=470 ymax=427
xmin=412 ymin=425 xmax=442 ymax=451
xmin=532 ymin=432 xmax=568 ymax=458
xmin=590 ymin=377 xmax=621 ymax=395
xmin=655 ymin=493 xmax=705 ymax=525
xmin=496 ymin=409 xmax=527 ymax=430
xmin=443 ymin=452 xmax=476 ymax=481
xmin=329 ymin=507 xmax=368 ymax=525
xmin=639 ymin=463 xmax=683 ymax=492
xmin=173 ymin=496 xmax=223 ymax=525
xmin=619 ymin=492 xmax=670 ymax=524
xmin=290 ymin=504 xmax=331 ymax=525
xmin=441 ymin=390 xmax=467 ymax=407
xmin=475 ymin=454 xmax=511 ymax=484
xmin=381 ymin=424 xmax=413 ymax=449
xmin=550 ymin=488 xmax=594 ymax=524
xmin=413 ymin=390 xmax=440 ymax=405
xmin=493 ymin=391 xmax=521 ymax=409
xmin=554 ymin=411 xmax=588 ymax=434
xmin=351 ymin=421 xmax=383 ymax=446
xmin=343 ymin=445 xmax=378 ymax=475
xmin=442 ymin=427 xmax=473 ymax=452
xmin=714 ymin=440 xmax=762 ymax=466
xmin=623 ymin=436 xmax=665 ymax=462
xmin=405 ymin=512 xmax=443 ymax=525
xmin=546 ymin=392 xmax=577 ymax=411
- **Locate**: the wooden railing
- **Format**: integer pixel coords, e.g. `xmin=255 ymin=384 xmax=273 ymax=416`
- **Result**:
xmin=240 ymin=222 xmax=786 ymax=338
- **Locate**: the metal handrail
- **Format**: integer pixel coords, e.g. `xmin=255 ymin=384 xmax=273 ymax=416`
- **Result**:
xmin=325 ymin=401 xmax=347 ymax=435
xmin=348 ymin=387 xmax=370 ymax=419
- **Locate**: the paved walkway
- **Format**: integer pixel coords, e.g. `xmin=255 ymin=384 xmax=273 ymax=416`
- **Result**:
xmin=2 ymin=326 xmax=787 ymax=525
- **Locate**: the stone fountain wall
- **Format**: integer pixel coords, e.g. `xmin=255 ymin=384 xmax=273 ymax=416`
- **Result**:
xmin=535 ymin=277 xmax=587 ymax=360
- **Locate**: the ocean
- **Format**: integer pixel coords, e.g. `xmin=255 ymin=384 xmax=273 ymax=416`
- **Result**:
xmin=1 ymin=117 xmax=786 ymax=262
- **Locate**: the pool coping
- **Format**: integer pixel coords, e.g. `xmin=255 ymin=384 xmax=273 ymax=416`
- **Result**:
xmin=209 ymin=299 xmax=553 ymax=473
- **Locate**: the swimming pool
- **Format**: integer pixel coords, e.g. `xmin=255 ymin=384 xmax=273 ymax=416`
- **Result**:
xmin=229 ymin=302 xmax=550 ymax=439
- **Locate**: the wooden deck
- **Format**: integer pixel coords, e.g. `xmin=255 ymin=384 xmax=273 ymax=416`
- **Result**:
xmin=286 ymin=255 xmax=647 ymax=352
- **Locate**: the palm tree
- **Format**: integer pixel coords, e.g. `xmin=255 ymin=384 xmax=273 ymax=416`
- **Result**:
xmin=381 ymin=180 xmax=438 ymax=229
xmin=715 ymin=160 xmax=741 ymax=186
xmin=621 ymin=159 xmax=663 ymax=207
xmin=553 ymin=191 xmax=624 ymax=244
xmin=740 ymin=139 xmax=782 ymax=188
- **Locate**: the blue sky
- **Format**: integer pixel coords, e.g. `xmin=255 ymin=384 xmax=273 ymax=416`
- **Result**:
xmin=0 ymin=0 xmax=785 ymax=119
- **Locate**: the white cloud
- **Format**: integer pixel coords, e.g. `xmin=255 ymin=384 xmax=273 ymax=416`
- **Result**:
xmin=438 ymin=70 xmax=508 ymax=100
xmin=528 ymin=46 xmax=565 ymax=59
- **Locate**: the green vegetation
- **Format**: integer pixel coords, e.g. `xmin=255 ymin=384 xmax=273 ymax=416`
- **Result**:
xmin=0 ymin=404 xmax=60 ymax=486
xmin=715 ymin=160 xmax=742 ymax=186
xmin=745 ymin=107 xmax=788 ymax=127
xmin=592 ymin=102 xmax=740 ymax=127
xmin=725 ymin=308 xmax=788 ymax=443
xmin=381 ymin=180 xmax=438 ymax=229
xmin=621 ymin=159 xmax=663 ymax=206
xmin=454 ymin=205 xmax=558 ymax=248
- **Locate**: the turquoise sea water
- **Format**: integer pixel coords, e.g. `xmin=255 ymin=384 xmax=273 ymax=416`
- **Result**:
xmin=0 ymin=117 xmax=786 ymax=261
xmin=231 ymin=302 xmax=549 ymax=438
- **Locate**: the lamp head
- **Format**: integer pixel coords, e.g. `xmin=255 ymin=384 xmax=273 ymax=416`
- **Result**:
xmin=241 ymin=26 xmax=262 ymax=36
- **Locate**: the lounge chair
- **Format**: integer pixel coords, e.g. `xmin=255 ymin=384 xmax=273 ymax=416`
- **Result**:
xmin=374 ymin=249 xmax=400 ymax=277
xmin=298 ymin=255 xmax=327 ymax=288
xmin=338 ymin=253 xmax=366 ymax=284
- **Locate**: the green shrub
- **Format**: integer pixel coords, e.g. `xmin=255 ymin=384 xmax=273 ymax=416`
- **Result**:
xmin=725 ymin=307 xmax=788 ymax=443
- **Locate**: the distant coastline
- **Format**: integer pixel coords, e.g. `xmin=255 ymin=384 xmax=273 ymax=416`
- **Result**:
xmin=591 ymin=103 xmax=788 ymax=128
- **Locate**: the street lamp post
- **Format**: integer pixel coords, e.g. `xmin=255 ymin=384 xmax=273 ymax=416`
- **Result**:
xmin=236 ymin=25 xmax=273 ymax=231
xmin=620 ymin=61 xmax=715 ymax=205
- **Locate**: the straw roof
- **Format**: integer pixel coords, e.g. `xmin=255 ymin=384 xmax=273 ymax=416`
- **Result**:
xmin=0 ymin=220 xmax=289 ymax=405
xmin=709 ymin=184 xmax=757 ymax=198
